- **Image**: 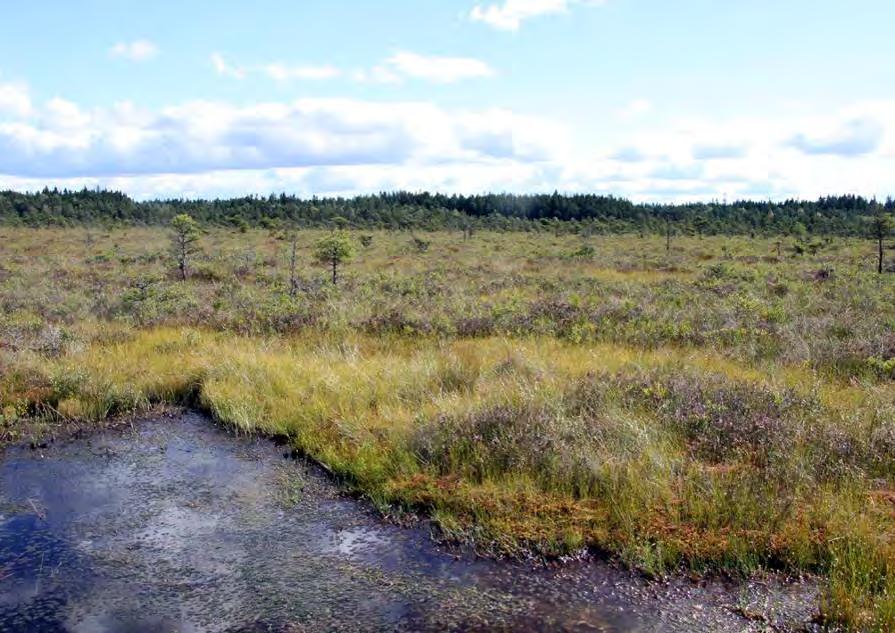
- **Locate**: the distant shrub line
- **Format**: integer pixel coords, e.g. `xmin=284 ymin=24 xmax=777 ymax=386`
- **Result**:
xmin=1 ymin=188 xmax=893 ymax=236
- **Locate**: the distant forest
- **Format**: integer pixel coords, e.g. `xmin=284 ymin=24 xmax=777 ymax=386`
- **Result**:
xmin=1 ymin=188 xmax=893 ymax=236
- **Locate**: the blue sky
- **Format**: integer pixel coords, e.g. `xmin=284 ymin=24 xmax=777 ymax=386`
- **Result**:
xmin=0 ymin=0 xmax=893 ymax=200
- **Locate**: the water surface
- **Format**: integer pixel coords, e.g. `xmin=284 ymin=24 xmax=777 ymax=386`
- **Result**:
xmin=0 ymin=412 xmax=817 ymax=632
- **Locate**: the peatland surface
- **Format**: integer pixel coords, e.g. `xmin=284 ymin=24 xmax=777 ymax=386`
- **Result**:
xmin=3 ymin=226 xmax=895 ymax=629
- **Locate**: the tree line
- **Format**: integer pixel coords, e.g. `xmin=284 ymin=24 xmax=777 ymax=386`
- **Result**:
xmin=1 ymin=187 xmax=894 ymax=237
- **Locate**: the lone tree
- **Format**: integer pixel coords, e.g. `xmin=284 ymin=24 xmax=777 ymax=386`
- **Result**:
xmin=869 ymin=203 xmax=895 ymax=274
xmin=314 ymin=232 xmax=355 ymax=285
xmin=170 ymin=214 xmax=201 ymax=281
xmin=663 ymin=212 xmax=678 ymax=253
xmin=692 ymin=215 xmax=710 ymax=238
xmin=286 ymin=227 xmax=300 ymax=297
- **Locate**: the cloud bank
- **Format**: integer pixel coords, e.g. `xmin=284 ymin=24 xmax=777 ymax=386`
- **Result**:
xmin=0 ymin=78 xmax=893 ymax=202
xmin=0 ymin=91 xmax=566 ymax=178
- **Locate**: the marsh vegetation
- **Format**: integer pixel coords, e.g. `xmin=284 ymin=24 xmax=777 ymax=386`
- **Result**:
xmin=3 ymin=220 xmax=895 ymax=629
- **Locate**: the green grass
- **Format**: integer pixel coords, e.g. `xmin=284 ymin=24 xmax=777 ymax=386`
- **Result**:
xmin=3 ymin=226 xmax=895 ymax=629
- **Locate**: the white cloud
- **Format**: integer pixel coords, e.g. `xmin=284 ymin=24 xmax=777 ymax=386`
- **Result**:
xmin=0 ymin=95 xmax=567 ymax=179
xmin=561 ymin=101 xmax=895 ymax=202
xmin=470 ymin=0 xmax=605 ymax=31
xmin=211 ymin=53 xmax=246 ymax=79
xmin=619 ymin=98 xmax=652 ymax=119
xmin=380 ymin=51 xmax=495 ymax=83
xmin=0 ymin=81 xmax=32 ymax=117
xmin=787 ymin=116 xmax=883 ymax=156
xmin=214 ymin=51 xmax=494 ymax=85
xmin=353 ymin=66 xmax=402 ymax=85
xmin=109 ymin=39 xmax=158 ymax=62
xmin=691 ymin=142 xmax=747 ymax=160
xmin=263 ymin=63 xmax=342 ymax=81
xmin=0 ymin=162 xmax=556 ymax=201
xmin=44 ymin=98 xmax=91 ymax=130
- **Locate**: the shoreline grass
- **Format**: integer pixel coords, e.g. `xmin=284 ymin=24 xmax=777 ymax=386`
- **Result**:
xmin=3 ymin=327 xmax=893 ymax=627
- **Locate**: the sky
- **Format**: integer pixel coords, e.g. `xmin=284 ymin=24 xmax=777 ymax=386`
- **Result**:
xmin=0 ymin=0 xmax=893 ymax=202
